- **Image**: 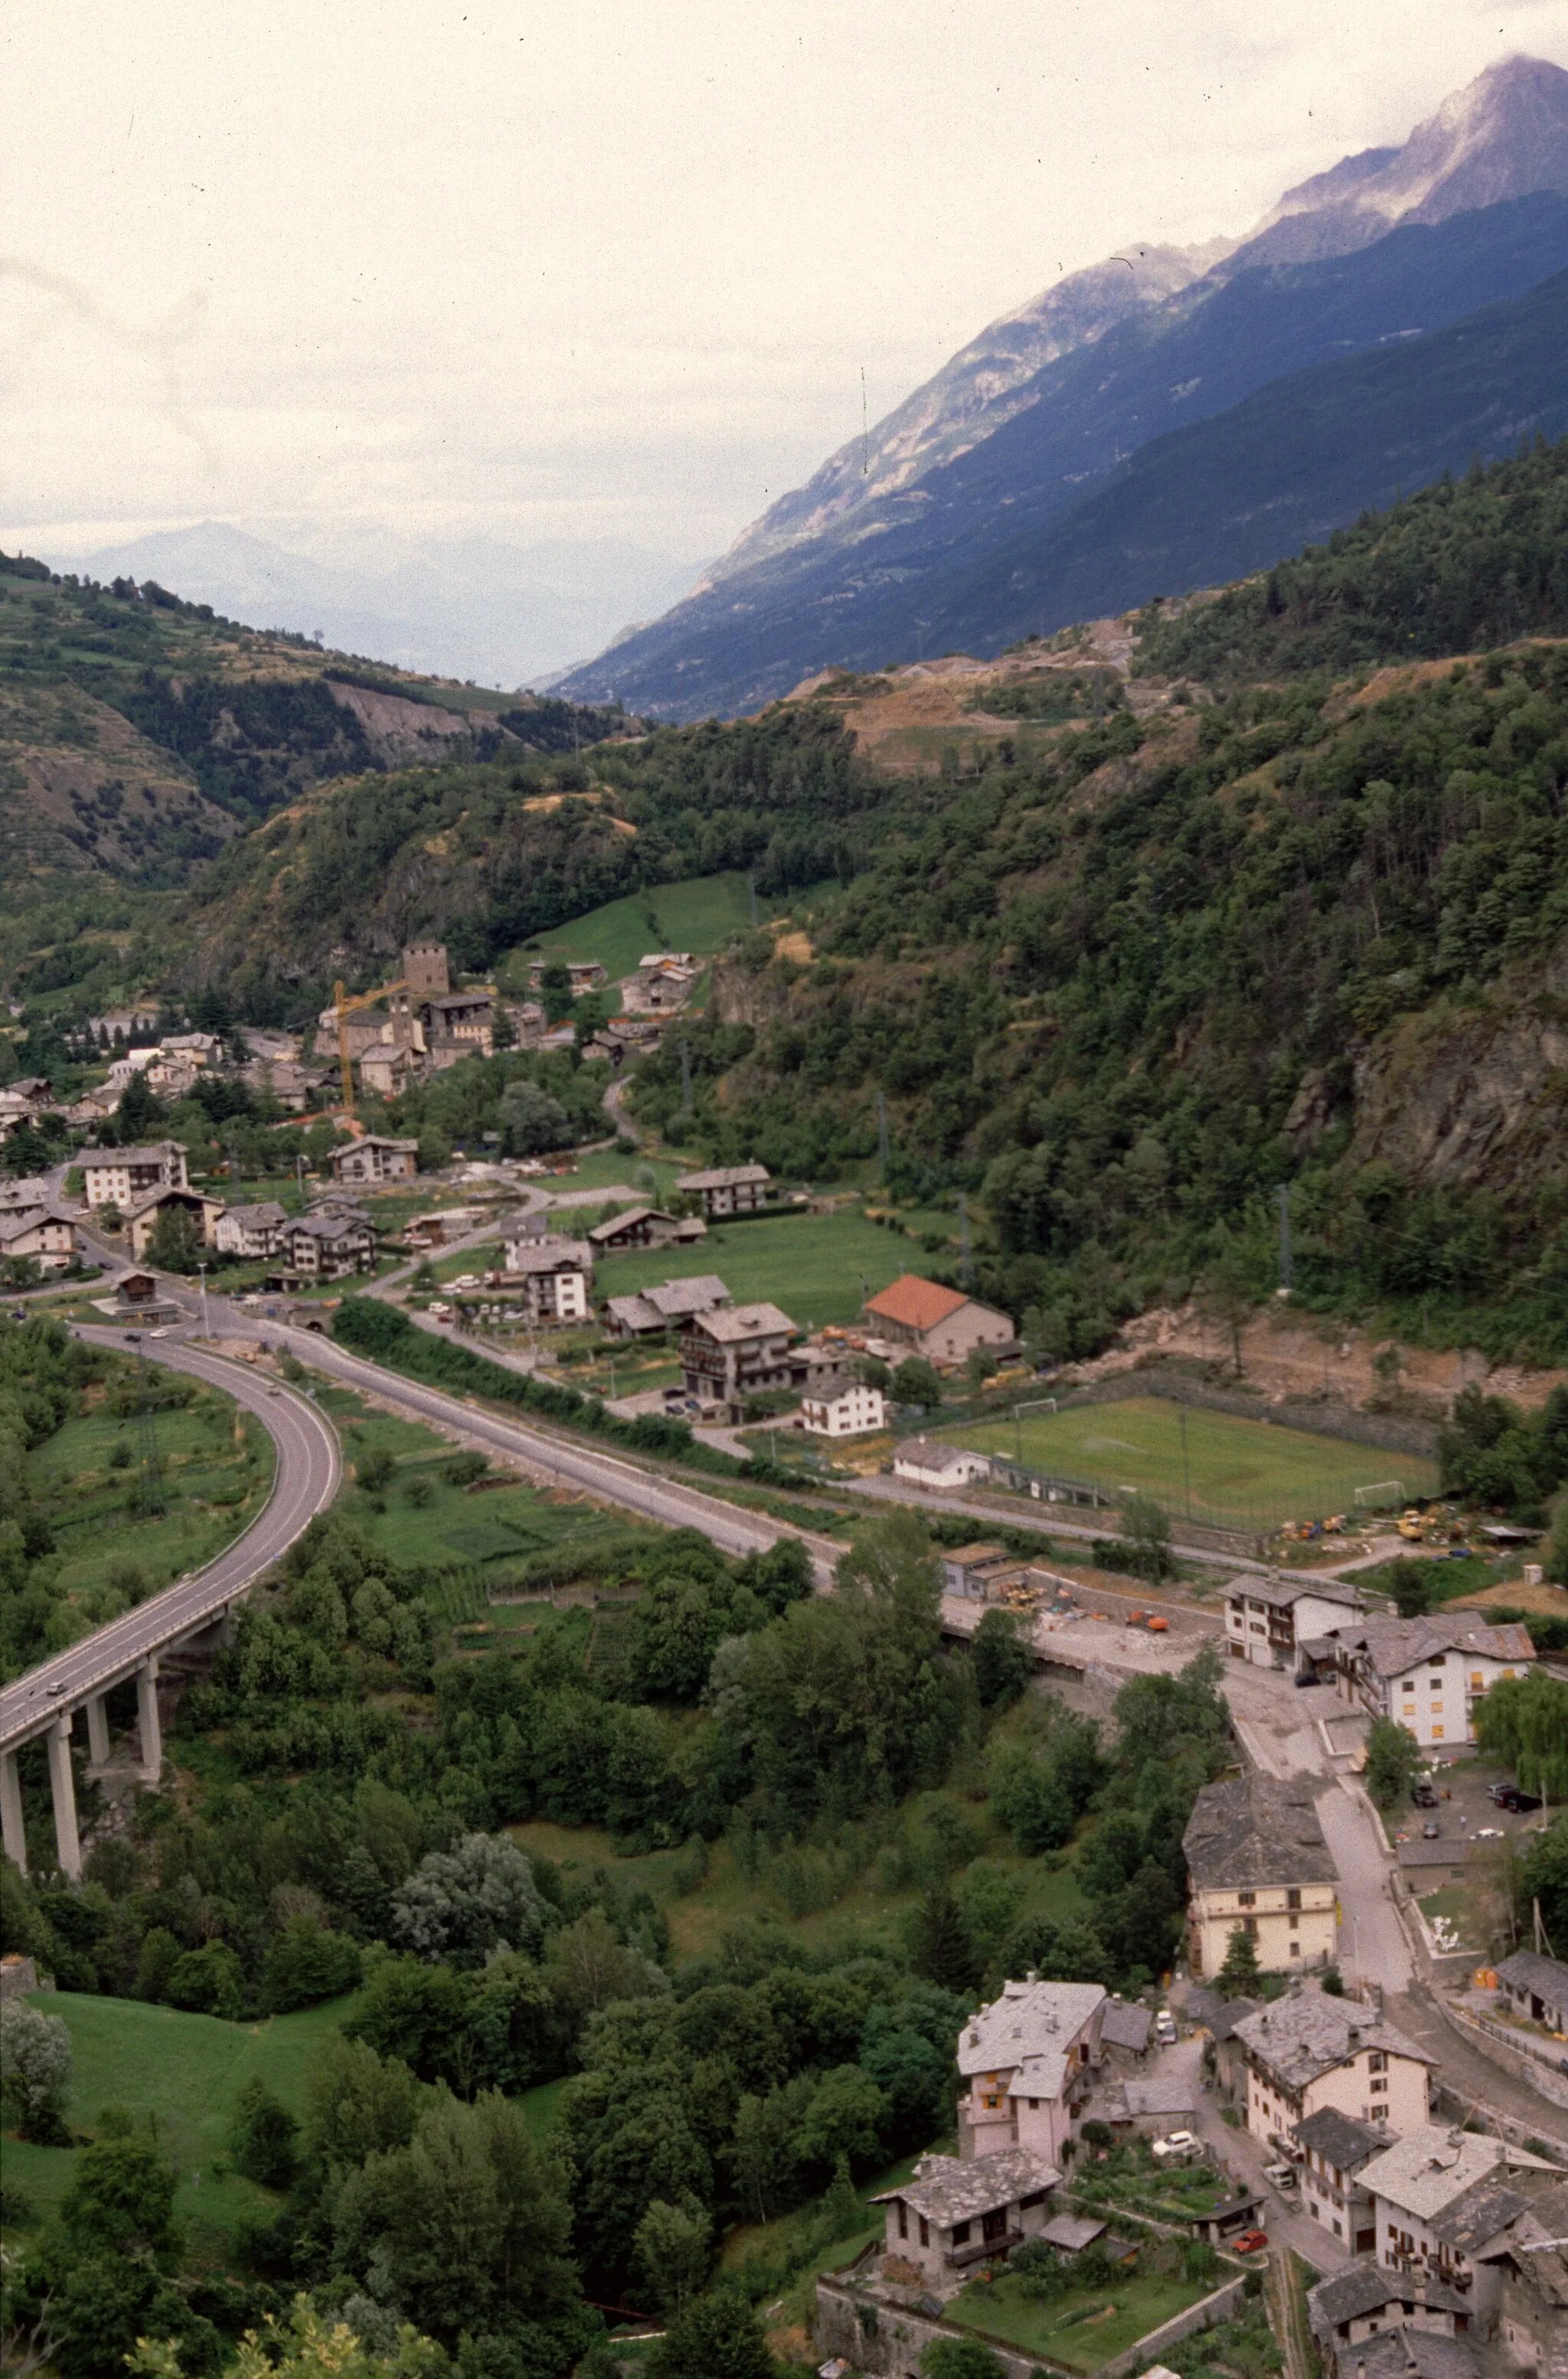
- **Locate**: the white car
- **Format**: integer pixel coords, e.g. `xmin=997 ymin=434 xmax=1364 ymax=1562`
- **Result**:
xmin=1263 ymin=2160 xmax=1297 ymax=2190
xmin=1155 ymin=2008 xmax=1178 ymax=2044
xmin=1152 ymin=2131 xmax=1200 ymax=2164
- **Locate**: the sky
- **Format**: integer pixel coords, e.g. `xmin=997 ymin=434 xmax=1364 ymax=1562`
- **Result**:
xmin=3 ymin=0 xmax=1567 ymax=578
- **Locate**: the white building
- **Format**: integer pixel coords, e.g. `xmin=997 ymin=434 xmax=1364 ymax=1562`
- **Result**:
xmin=214 ymin=1201 xmax=289 ymax=1260
xmin=800 ymin=1382 xmax=887 ymax=1438
xmin=330 ymin=1136 xmax=419 ymax=1186
xmin=1359 ymin=2126 xmax=1562 ymax=2315
xmin=676 ymin=1162 xmax=772 ymax=1217
xmin=499 ymin=1236 xmax=593 ymax=1324
xmin=893 ymin=1436 xmax=991 ymax=1491
xmin=957 ymin=1977 xmax=1106 ymax=2168
xmin=1182 ymin=1777 xmax=1338 ymax=1977
xmin=77 ymin=1142 xmax=189 ymax=1210
xmin=1329 ymin=1616 xmax=1536 ymax=1748
xmin=1233 ymin=1985 xmax=1432 ymax=2154
xmin=126 ymin=1187 xmax=226 ymax=1258
xmin=1223 ymin=1571 xmax=1367 ymax=1670
xmin=0 ymin=1207 xmax=77 ymax=1270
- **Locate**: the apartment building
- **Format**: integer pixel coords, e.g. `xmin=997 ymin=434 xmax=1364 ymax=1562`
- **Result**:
xmin=1182 ymin=1776 xmax=1338 ymax=1975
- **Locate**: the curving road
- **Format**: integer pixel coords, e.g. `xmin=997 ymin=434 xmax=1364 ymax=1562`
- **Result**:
xmin=0 ymin=1332 xmax=340 ymax=1756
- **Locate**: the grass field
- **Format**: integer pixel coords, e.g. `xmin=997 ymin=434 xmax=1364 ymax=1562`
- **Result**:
xmin=593 ymin=1207 xmax=913 ymax=1329
xmin=948 ymin=2268 xmax=1210 ymax=2372
xmin=27 ymin=1383 xmax=276 ymax=1606
xmin=945 ymin=1395 xmax=1439 ymax=1528
xmin=5 ymin=1989 xmax=358 ymax=2251
xmin=530 ymin=871 xmax=802 ymax=983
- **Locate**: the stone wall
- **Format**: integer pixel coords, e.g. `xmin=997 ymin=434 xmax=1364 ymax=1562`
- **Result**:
xmin=813 ymin=2269 xmax=1250 ymax=2379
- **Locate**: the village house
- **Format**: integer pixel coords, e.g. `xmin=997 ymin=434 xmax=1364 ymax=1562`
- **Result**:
xmin=1359 ymin=2126 xmax=1563 ymax=2316
xmin=359 ymin=1044 xmax=415 ymax=1100
xmin=1097 ymin=2000 xmax=1154 ymax=2060
xmin=1306 ymin=2262 xmax=1474 ymax=2379
xmin=1223 ymin=1570 xmax=1368 ymax=1671
xmin=861 ymin=1274 xmax=1016 ymax=1368
xmin=0 ymin=1178 xmax=49 ymax=1210
xmin=1298 ymin=2107 xmax=1391 ymax=2253
xmin=940 ymin=1543 xmax=1014 ymax=1600
xmin=799 ymin=1381 xmax=887 ymax=1438
xmin=1493 ymin=1949 xmax=1568 ymax=2034
xmin=1182 ymin=1776 xmax=1338 ymax=1975
xmin=675 ymin=1162 xmax=773 ymax=1218
xmin=603 ymin=1274 xmax=731 ymax=1337
xmin=1329 ymin=1616 xmax=1536 ymax=1748
xmin=588 ymin=1204 xmax=681 ymax=1253
xmin=1233 ymin=1985 xmax=1432 ymax=2152
xmin=65 ymin=1085 xmax=122 ymax=1128
xmin=498 ymin=1236 xmax=593 ymax=1325
xmin=112 ymin=1271 xmax=184 ymax=1322
xmin=1475 ymin=2178 xmax=1568 ymax=2372
xmin=278 ymin=1212 xmax=377 ymax=1280
xmin=214 ymin=1201 xmax=289 ymax=1260
xmin=78 ymin=1141 xmax=189 ymax=1210
xmin=0 ymin=1206 xmax=77 ymax=1270
xmin=679 ymin=1301 xmax=798 ymax=1413
xmin=870 ymin=2146 xmax=1060 ymax=2292
xmin=1186 ymin=1988 xmax=1261 ymax=2105
xmin=958 ymin=1976 xmax=1107 ymax=2167
xmin=526 ymin=957 xmax=606 ymax=996
xmin=126 ymin=1187 xmax=227 ymax=1259
xmin=625 ymin=952 xmax=701 ymax=1011
xmin=330 ymin=1136 xmax=419 ymax=1187
xmin=424 ymin=987 xmax=495 ymax=1054
xmin=893 ymin=1437 xmax=991 ymax=1491
xmin=159 ymin=1031 xmax=220 ymax=1066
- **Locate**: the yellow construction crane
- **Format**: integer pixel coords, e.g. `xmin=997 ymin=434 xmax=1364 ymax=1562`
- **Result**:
xmin=332 ymin=975 xmax=407 ymax=1119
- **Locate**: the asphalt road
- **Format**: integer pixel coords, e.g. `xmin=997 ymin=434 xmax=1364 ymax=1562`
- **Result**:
xmin=244 ymin=1316 xmax=845 ymax=1584
xmin=0 ymin=1331 xmax=340 ymax=1754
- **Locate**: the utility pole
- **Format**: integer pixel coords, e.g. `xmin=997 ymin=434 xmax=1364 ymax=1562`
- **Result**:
xmin=1278 ymin=1182 xmax=1293 ymax=1292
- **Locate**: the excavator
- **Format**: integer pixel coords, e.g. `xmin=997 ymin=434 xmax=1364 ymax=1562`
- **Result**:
xmin=332 ymin=974 xmax=407 ymax=1119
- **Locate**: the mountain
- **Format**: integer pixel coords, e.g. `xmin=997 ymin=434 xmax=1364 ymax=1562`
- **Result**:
xmin=556 ymin=55 xmax=1568 ymax=717
xmin=54 ymin=522 xmax=701 ymax=691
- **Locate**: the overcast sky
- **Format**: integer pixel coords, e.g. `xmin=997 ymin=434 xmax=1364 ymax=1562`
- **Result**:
xmin=3 ymin=0 xmax=1566 ymax=571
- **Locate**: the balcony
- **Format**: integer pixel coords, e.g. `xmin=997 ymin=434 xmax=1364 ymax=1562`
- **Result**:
xmin=946 ymin=2230 xmax=1024 ymax=2270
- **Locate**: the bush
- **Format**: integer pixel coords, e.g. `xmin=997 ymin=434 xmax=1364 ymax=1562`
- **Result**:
xmin=263 ymin=1917 xmax=364 ymax=2013
xmin=229 ymin=2078 xmax=299 ymax=2189
xmin=166 ymin=1943 xmax=244 ymax=2021
xmin=0 ymin=2000 xmax=74 ymax=2142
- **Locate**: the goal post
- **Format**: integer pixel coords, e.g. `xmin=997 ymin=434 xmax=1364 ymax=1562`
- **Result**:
xmin=1354 ymin=1479 xmax=1404 ymax=1509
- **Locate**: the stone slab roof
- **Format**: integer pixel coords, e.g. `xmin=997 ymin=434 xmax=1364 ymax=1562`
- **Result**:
xmin=688 ymin=1301 xmax=796 ymax=1344
xmin=1040 ymin=2214 xmax=1106 ymax=2252
xmin=504 ymin=1237 xmax=592 ymax=1275
xmin=1123 ymin=2075 xmax=1196 ymax=2117
xmin=1307 ymin=2261 xmax=1469 ymax=2338
xmin=1495 ymin=1949 xmax=1568 ymax=2002
xmin=1349 ymin=1616 xmax=1536 ymax=1678
xmin=1227 ymin=1570 xmax=1367 ymax=1611
xmin=644 ymin=1274 xmax=730 ymax=1318
xmin=1183 ymin=1776 xmax=1337 ymax=1891
xmin=871 ymin=2145 xmax=1059 ymax=2227
xmin=1233 ymin=1985 xmax=1432 ymax=2092
xmin=1353 ymin=2330 xmax=1479 ymax=2379
xmin=959 ymin=1979 xmax=1106 ymax=2084
xmin=1296 ymin=2107 xmax=1388 ymax=2175
xmin=897 ymin=1436 xmax=987 ymax=1472
xmin=675 ymin=1165 xmax=770 ymax=1190
xmin=1358 ymin=2125 xmax=1560 ymax=2226
xmin=1099 ymin=2002 xmax=1153 ymax=2053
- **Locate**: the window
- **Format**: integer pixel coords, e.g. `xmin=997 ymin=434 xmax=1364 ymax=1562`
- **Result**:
xmin=951 ymin=2221 xmax=971 ymax=2245
xmin=982 ymin=2208 xmax=1008 ymax=2243
xmin=1287 ymin=1889 xmax=1302 ymax=1910
xmin=898 ymin=2204 xmax=907 ymax=2239
xmin=1370 ymin=2077 xmax=1387 ymax=2094
xmin=1028 ymin=2098 xmax=1038 ymax=2111
xmin=1432 ymin=1727 xmax=1444 ymax=1740
xmin=1470 ymin=1672 xmax=1483 ymax=1689
xmin=1368 ymin=2054 xmax=1386 ymax=2073
xmin=1289 ymin=1941 xmax=1300 ymax=1956
xmin=1239 ymin=1890 xmax=1256 ymax=1908
xmin=1428 ymin=1655 xmax=1446 ymax=1668
xmin=920 ymin=2217 xmax=929 ymax=2247
xmin=1289 ymin=1913 xmax=1300 ymax=1930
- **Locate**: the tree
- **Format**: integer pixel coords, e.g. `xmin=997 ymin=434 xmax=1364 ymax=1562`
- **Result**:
xmin=633 ymin=2194 xmax=713 ymax=2316
xmin=129 ymin=2299 xmax=446 ymax=2378
xmin=648 ymin=2287 xmax=773 ymax=2379
xmin=1365 ymin=1717 xmax=1423 ymax=1809
xmin=537 ymin=962 xmax=574 ymax=1026
xmin=1120 ymin=1492 xmax=1174 ymax=1583
xmin=499 ymin=1078 xmax=571 ymax=1156
xmin=115 ymin=1072 xmax=164 ymax=1141
xmin=146 ymin=1204 xmax=202 ymax=1273
xmin=165 ymin=1940 xmax=243 ymax=2018
xmin=1200 ymin=1234 xmax=1255 ymax=1377
xmin=390 ymin=1833 xmax=553 ymax=1966
xmin=972 ymin=1607 xmax=1031 ymax=1709
xmin=892 ymin=1356 xmax=943 ymax=1407
xmin=1215 ymin=1925 xmax=1263 ymax=1995
xmin=1388 ymin=1562 xmax=1438 ymax=1619
xmin=302 ymin=2035 xmax=423 ymax=2168
xmin=792 ymin=2064 xmax=889 ymax=2175
xmin=0 ymin=2002 xmax=72 ymax=2142
xmin=265 ymin=1916 xmax=364 ymax=2011
xmin=230 ymin=2077 xmax=299 ymax=2188
xmin=924 ymin=2342 xmax=1008 ymax=2379
xmin=911 ymin=1881 xmax=977 ymax=1993
xmin=61 ymin=2129 xmax=180 ymax=2263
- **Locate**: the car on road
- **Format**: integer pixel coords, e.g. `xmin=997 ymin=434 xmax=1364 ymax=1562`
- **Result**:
xmin=1422 ymin=1820 xmax=1441 ymax=1838
xmin=1151 ymin=2131 xmax=1200 ymax=2164
xmin=1233 ymin=2230 xmax=1269 ymax=2253
xmin=1155 ymin=2011 xmax=1178 ymax=2044
xmin=1263 ymin=2162 xmax=1296 ymax=2191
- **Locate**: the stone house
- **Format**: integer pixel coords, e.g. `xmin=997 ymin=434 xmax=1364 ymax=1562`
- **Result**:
xmin=1233 ymin=1985 xmax=1432 ymax=2152
xmin=676 ymin=1162 xmax=773 ymax=1217
xmin=957 ymin=1976 xmax=1106 ymax=2168
xmin=1223 ymin=1571 xmax=1367 ymax=1670
xmin=1328 ymin=1616 xmax=1536 ymax=1749
xmin=498 ymin=1236 xmax=593 ymax=1325
xmin=1359 ymin=2127 xmax=1563 ymax=2316
xmin=1306 ymin=2262 xmax=1473 ymax=2379
xmin=526 ymin=958 xmax=606 ymax=995
xmin=330 ymin=1136 xmax=419 ymax=1187
xmin=893 ymin=1437 xmax=991 ymax=1491
xmin=1182 ymin=1776 xmax=1338 ymax=1976
xmin=603 ymin=1274 xmax=730 ymax=1338
xmin=1186 ymin=1989 xmax=1259 ymax=2105
xmin=360 ymin=1044 xmax=415 ymax=1100
xmin=78 ymin=1141 xmax=190 ymax=1210
xmin=799 ymin=1382 xmax=887 ymax=1438
xmin=214 ymin=1201 xmax=289 ymax=1260
xmin=870 ymin=2145 xmax=1060 ymax=2291
xmin=1494 ymin=1949 xmax=1568 ymax=2034
xmin=679 ymin=1302 xmax=799 ymax=1412
xmin=861 ymin=1274 xmax=1015 ymax=1367
xmin=1298 ymin=2107 xmax=1390 ymax=2253
xmin=1098 ymin=2000 xmax=1153 ymax=2060
xmin=424 ymin=988 xmax=495 ymax=1056
xmin=1475 ymin=2178 xmax=1568 ymax=2371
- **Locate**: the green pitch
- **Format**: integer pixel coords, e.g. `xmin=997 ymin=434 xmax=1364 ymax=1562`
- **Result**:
xmin=946 ymin=1394 xmax=1437 ymax=1527
xmin=592 ymin=1206 xmax=913 ymax=1329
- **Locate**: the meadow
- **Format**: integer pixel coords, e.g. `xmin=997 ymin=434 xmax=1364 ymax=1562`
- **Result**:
xmin=947 ymin=2266 xmax=1214 ymax=2373
xmin=946 ymin=1394 xmax=1439 ymax=1529
xmin=529 ymin=869 xmax=809 ymax=984
xmin=592 ymin=1207 xmax=914 ymax=1329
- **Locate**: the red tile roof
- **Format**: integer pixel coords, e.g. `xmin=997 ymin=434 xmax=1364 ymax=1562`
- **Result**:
xmin=864 ymin=1273 xmax=969 ymax=1332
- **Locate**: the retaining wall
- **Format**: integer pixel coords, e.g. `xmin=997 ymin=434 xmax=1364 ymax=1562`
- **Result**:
xmin=813 ymin=2270 xmax=1249 ymax=2379
xmin=1436 ymin=2002 xmax=1568 ymax=2116
xmin=1057 ymin=1371 xmax=1440 ymax=1461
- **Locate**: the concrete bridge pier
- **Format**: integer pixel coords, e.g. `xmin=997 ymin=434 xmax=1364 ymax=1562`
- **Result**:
xmin=0 ymin=1750 xmax=24 ymax=1877
xmin=47 ymin=1717 xmax=81 ymax=1881
xmin=85 ymin=1694 xmax=111 ymax=1769
xmin=137 ymin=1658 xmax=162 ymax=1782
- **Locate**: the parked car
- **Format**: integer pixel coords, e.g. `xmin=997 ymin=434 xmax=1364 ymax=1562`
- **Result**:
xmin=1152 ymin=2131 xmax=1200 ymax=2164
xmin=1412 ymin=1783 xmax=1439 ymax=1808
xmin=1263 ymin=2162 xmax=1296 ymax=2191
xmin=1234 ymin=2230 xmax=1269 ymax=2253
xmin=1491 ymin=1785 xmax=1543 ymax=1812
xmin=1422 ymin=1820 xmax=1441 ymax=1838
xmin=1155 ymin=2008 xmax=1178 ymax=2045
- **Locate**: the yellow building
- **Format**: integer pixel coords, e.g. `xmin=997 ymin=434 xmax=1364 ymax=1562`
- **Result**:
xmin=1182 ymin=1778 xmax=1338 ymax=1979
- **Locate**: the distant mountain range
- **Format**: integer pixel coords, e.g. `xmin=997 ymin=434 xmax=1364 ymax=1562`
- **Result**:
xmin=554 ymin=54 xmax=1568 ymax=718
xmin=43 ymin=521 xmax=701 ymax=691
